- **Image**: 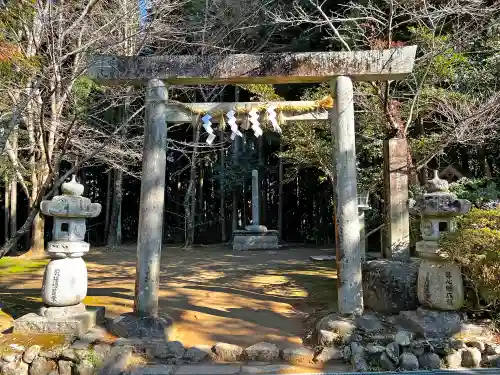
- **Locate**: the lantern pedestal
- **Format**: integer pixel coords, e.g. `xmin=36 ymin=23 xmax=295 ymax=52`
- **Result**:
xmin=13 ymin=176 xmax=103 ymax=335
xmin=13 ymin=306 xmax=105 ymax=336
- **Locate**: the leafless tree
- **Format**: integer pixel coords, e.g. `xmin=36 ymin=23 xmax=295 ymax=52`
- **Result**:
xmin=0 ymin=0 xmax=185 ymax=257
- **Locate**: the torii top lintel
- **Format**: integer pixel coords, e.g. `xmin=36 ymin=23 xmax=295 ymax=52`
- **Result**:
xmin=88 ymin=46 xmax=417 ymax=85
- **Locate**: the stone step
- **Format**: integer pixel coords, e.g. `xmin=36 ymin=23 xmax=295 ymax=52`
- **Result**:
xmin=125 ymin=366 xmax=500 ymax=375
xmin=127 ymin=362 xmax=351 ymax=375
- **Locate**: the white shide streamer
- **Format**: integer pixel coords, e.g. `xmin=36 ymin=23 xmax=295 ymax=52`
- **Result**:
xmin=226 ymin=110 xmax=243 ymax=140
xmin=202 ymin=114 xmax=216 ymax=145
xmin=266 ymin=105 xmax=281 ymax=134
xmin=249 ymin=108 xmax=262 ymax=138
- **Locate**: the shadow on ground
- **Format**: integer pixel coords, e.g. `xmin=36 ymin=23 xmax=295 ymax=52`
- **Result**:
xmin=0 ymin=245 xmax=338 ymax=348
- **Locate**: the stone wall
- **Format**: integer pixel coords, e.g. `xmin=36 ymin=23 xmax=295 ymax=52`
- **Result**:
xmin=314 ymin=309 xmax=500 ymax=371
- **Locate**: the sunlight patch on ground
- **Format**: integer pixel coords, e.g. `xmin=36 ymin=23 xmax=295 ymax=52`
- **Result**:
xmin=174 ymin=270 xmax=226 ymax=283
xmin=245 ymin=275 xmax=290 ymax=285
xmin=0 ymin=333 xmax=70 ymax=353
xmin=0 ymin=257 xmax=48 ymax=275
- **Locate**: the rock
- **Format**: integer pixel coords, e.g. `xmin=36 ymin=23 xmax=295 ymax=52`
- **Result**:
xmin=362 ymin=259 xmax=420 ymax=313
xmin=58 ymin=360 xmax=73 ymax=375
xmin=212 ymin=343 xmax=243 ymax=362
xmin=350 ymin=342 xmax=364 ymax=356
xmin=314 ymin=347 xmax=343 ymax=363
xmin=398 ymin=308 xmax=462 ymax=339
xmin=147 ymin=341 xmax=185 ymax=359
xmin=460 ymin=322 xmax=496 ymax=342
xmin=38 ymin=349 xmax=61 ymax=359
xmin=446 ymin=349 xmax=463 ymax=369
xmin=72 ymin=340 xmax=90 ymax=350
xmin=351 ymin=355 xmax=368 ymax=372
xmin=1 ymin=354 xmax=18 ymax=363
xmin=29 ymin=357 xmax=57 ymax=375
xmin=484 ymin=354 xmax=500 ymax=367
xmin=342 ymin=345 xmax=351 ymax=362
xmin=409 ymin=340 xmax=425 ymax=357
xmin=450 ymin=339 xmax=466 ymax=350
xmin=77 ymin=326 xmax=108 ymax=344
xmin=74 ymin=349 xmax=91 ymax=363
xmin=467 ymin=341 xmax=485 ymax=353
xmin=243 ymin=342 xmax=279 ymax=362
xmin=60 ymin=349 xmax=77 ymax=362
xmin=486 ymin=343 xmax=500 ymax=355
xmin=316 ymin=313 xmax=356 ymax=342
xmin=418 ymin=352 xmax=441 ymax=369
xmin=395 ymin=331 xmax=413 ymax=346
xmin=348 ymin=342 xmax=367 ymax=371
xmin=462 ymin=347 xmax=481 ymax=368
xmin=317 ymin=330 xmax=340 ymax=347
xmin=280 ymin=347 xmax=314 ymax=364
xmin=399 ymin=352 xmax=419 ymax=371
xmin=428 ymin=339 xmax=450 ymax=356
xmin=183 ymin=345 xmax=213 ymax=362
xmin=355 ymin=314 xmax=384 ymax=335
xmin=93 ymin=343 xmax=112 ymax=360
xmin=369 ymin=334 xmax=395 ymax=344
xmin=97 ymin=346 xmax=133 ymax=375
xmin=385 ymin=342 xmax=400 ymax=363
xmin=2 ymin=362 xmax=28 ymax=375
xmin=365 ymin=343 xmax=385 ymax=355
xmin=23 ymin=345 xmax=41 ymax=364
xmin=74 ymin=360 xmax=94 ymax=375
xmin=379 ymin=352 xmax=395 ymax=371
xmin=108 ymin=313 xmax=174 ymax=340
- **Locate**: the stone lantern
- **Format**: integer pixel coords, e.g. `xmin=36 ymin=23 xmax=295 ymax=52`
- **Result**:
xmin=412 ymin=170 xmax=471 ymax=311
xmin=14 ymin=176 xmax=104 ymax=335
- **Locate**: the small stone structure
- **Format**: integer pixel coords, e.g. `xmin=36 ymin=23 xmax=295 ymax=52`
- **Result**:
xmin=233 ymin=169 xmax=279 ymax=251
xmin=412 ymin=170 xmax=471 ymax=310
xmin=14 ymin=176 xmax=104 ymax=335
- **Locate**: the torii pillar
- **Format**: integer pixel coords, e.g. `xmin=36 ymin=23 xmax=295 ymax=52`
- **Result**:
xmin=89 ymin=46 xmax=417 ymax=322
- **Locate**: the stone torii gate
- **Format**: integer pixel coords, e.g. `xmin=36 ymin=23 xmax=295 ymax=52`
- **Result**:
xmin=88 ymin=47 xmax=417 ymax=325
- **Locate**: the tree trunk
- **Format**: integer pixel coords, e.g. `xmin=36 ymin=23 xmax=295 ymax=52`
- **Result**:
xmin=9 ymin=127 xmax=18 ymax=250
xmin=220 ymin=147 xmax=226 ymax=242
xmin=416 ymin=118 xmax=427 ymax=185
xmin=197 ymin=160 xmax=204 ymax=229
xmin=278 ymin=142 xmax=284 ymax=241
xmin=478 ymin=146 xmax=492 ymax=178
xmin=31 ymin=213 xmax=45 ymax=256
xmin=184 ymin=117 xmax=200 ymax=247
xmin=9 ymin=179 xmax=17 ymax=251
xmin=4 ymin=179 xmax=10 ymax=244
xmin=104 ymin=170 xmax=112 ymax=242
xmin=108 ymin=168 xmax=123 ymax=246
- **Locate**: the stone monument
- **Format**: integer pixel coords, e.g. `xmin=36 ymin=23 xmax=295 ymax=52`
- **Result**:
xmin=14 ymin=176 xmax=104 ymax=335
xmin=412 ymin=170 xmax=471 ymax=310
xmin=357 ymin=190 xmax=370 ymax=263
xmin=233 ymin=169 xmax=279 ymax=251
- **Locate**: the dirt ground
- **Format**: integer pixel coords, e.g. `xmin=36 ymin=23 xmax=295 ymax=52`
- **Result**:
xmin=0 ymin=245 xmax=338 ymax=349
